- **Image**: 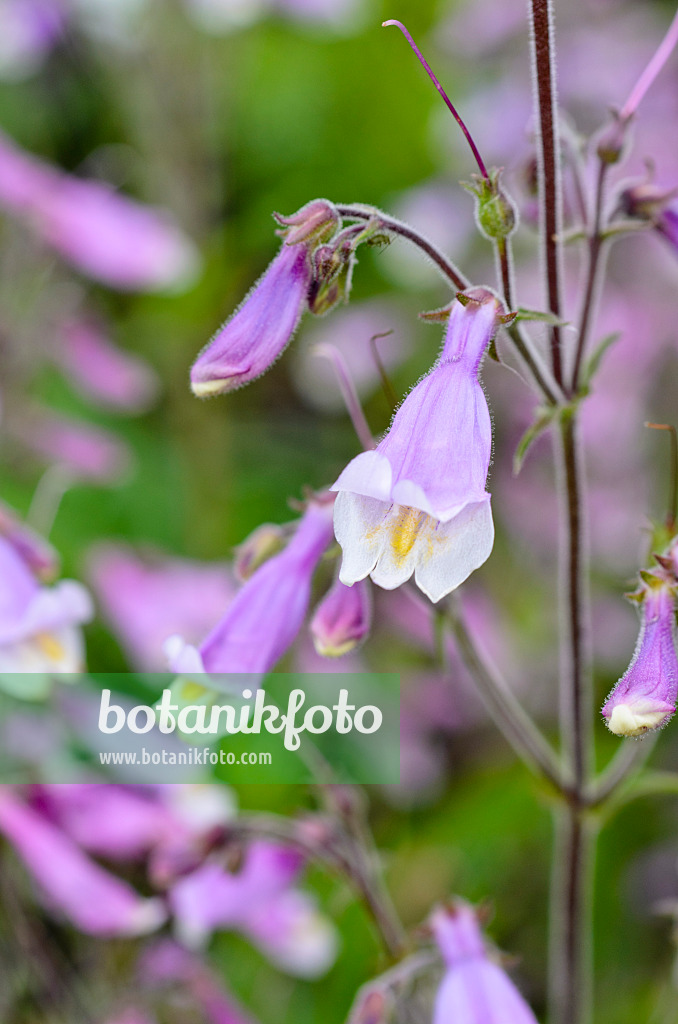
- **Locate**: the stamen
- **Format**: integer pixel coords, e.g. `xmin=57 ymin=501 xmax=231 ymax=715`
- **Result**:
xmin=390 ymin=506 xmax=427 ymax=562
xmin=382 ymin=20 xmax=489 ymax=180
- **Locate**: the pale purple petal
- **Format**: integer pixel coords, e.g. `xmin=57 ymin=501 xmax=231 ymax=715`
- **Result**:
xmin=602 ymin=584 xmax=678 ymax=736
xmin=171 ymin=502 xmax=334 ymax=675
xmin=310 ymin=575 xmax=371 ymax=656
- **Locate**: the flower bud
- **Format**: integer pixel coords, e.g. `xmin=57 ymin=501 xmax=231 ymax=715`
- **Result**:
xmin=234 ymin=522 xmax=289 ymax=582
xmin=602 ymin=577 xmax=678 ymax=737
xmin=310 ymin=576 xmax=371 ymax=656
xmin=465 ymin=170 xmax=517 ymax=241
xmin=191 ymin=200 xmax=339 ymax=397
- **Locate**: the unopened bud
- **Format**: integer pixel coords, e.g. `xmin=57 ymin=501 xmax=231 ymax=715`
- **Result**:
xmin=464 ymin=170 xmax=517 ymax=241
xmin=235 ymin=522 xmax=289 ymax=582
xmin=310 ymin=577 xmax=371 ymax=656
xmin=275 ymin=199 xmax=340 ymax=246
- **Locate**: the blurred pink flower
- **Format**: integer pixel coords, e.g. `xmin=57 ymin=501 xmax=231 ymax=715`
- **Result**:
xmin=0 ymin=531 xmax=91 ymax=673
xmin=310 ymin=576 xmax=371 ymax=656
xmin=0 ymin=0 xmax=64 ymax=80
xmin=0 ymin=785 xmax=166 ymax=936
xmin=169 ymin=841 xmax=338 ymax=977
xmin=88 ymin=544 xmax=236 ymax=671
xmin=56 ymin=318 xmax=159 ymax=412
xmin=17 ymin=408 xmax=133 ymax=482
xmin=0 ymin=129 xmax=200 ymax=291
xmin=143 ymin=939 xmax=259 ymax=1024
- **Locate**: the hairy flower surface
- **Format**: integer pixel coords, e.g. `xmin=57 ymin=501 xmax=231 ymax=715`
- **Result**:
xmin=602 ymin=580 xmax=678 ymax=737
xmin=332 ymin=290 xmax=498 ymax=602
xmin=432 ymin=903 xmax=539 ymax=1024
xmin=191 ymin=199 xmax=338 ymax=396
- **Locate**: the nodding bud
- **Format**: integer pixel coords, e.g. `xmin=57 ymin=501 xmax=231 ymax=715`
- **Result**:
xmin=274 ymin=199 xmax=340 ymax=246
xmin=310 ymin=577 xmax=372 ymax=657
xmin=191 ymin=200 xmax=339 ymax=397
xmin=353 ymin=991 xmax=389 ymax=1024
xmin=234 ymin=522 xmax=289 ymax=582
xmin=602 ymin=576 xmax=678 ymax=738
xmin=464 ymin=169 xmax=517 ymax=241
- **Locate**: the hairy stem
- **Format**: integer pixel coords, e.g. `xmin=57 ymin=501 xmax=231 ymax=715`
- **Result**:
xmin=570 ymin=162 xmax=609 ymax=393
xmin=220 ymin=813 xmax=408 ymax=960
xmin=337 ymin=204 xmax=563 ymax=404
xmin=549 ymin=808 xmax=597 ymax=1024
xmin=549 ymin=410 xmax=594 ymax=1024
xmin=336 ymin=204 xmax=469 ymax=290
xmin=529 ymin=0 xmax=564 ymax=385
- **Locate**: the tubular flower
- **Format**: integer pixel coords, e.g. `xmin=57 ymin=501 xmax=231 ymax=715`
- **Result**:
xmin=165 ymin=498 xmax=335 ymax=675
xmin=602 ymin=578 xmax=678 ymax=737
xmin=191 ymin=199 xmax=339 ymax=397
xmin=331 ymin=290 xmax=499 ymax=603
xmin=431 ymin=902 xmax=539 ymax=1024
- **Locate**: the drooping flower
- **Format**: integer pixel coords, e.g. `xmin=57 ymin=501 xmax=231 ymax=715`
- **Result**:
xmin=0 ymin=531 xmax=92 ymax=674
xmin=169 ymin=841 xmax=338 ymax=977
xmin=431 ymin=902 xmax=539 ymax=1024
xmin=310 ymin=575 xmax=371 ymax=656
xmin=331 ymin=289 xmax=499 ymax=603
xmin=602 ymin=577 xmax=678 ymax=737
xmin=0 ymin=129 xmax=199 ymax=291
xmin=165 ymin=498 xmax=334 ymax=674
xmin=190 ymin=199 xmax=339 ymax=397
xmin=0 ymin=786 xmax=166 ymax=936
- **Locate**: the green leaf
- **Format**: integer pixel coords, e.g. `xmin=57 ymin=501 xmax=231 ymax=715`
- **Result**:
xmin=579 ymin=332 xmax=620 ymax=394
xmin=513 ymin=406 xmax=559 ymax=474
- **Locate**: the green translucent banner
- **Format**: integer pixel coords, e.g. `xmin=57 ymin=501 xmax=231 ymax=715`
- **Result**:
xmin=0 ymin=672 xmax=400 ymax=784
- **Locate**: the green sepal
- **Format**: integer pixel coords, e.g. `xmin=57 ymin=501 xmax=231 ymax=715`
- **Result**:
xmin=514 ymin=307 xmax=569 ymax=326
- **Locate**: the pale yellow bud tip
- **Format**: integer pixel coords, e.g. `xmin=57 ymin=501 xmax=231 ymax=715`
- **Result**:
xmin=606 ymin=703 xmax=668 ymax=737
xmin=191 ymin=378 xmax=232 ymax=397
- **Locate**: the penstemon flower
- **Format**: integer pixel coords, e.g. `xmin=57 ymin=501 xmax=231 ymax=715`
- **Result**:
xmin=191 ymin=199 xmax=339 ymax=396
xmin=331 ymin=289 xmax=499 ymax=603
xmin=602 ymin=575 xmax=678 ymax=737
xmin=431 ymin=902 xmax=539 ymax=1024
xmin=165 ymin=497 xmax=334 ymax=674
